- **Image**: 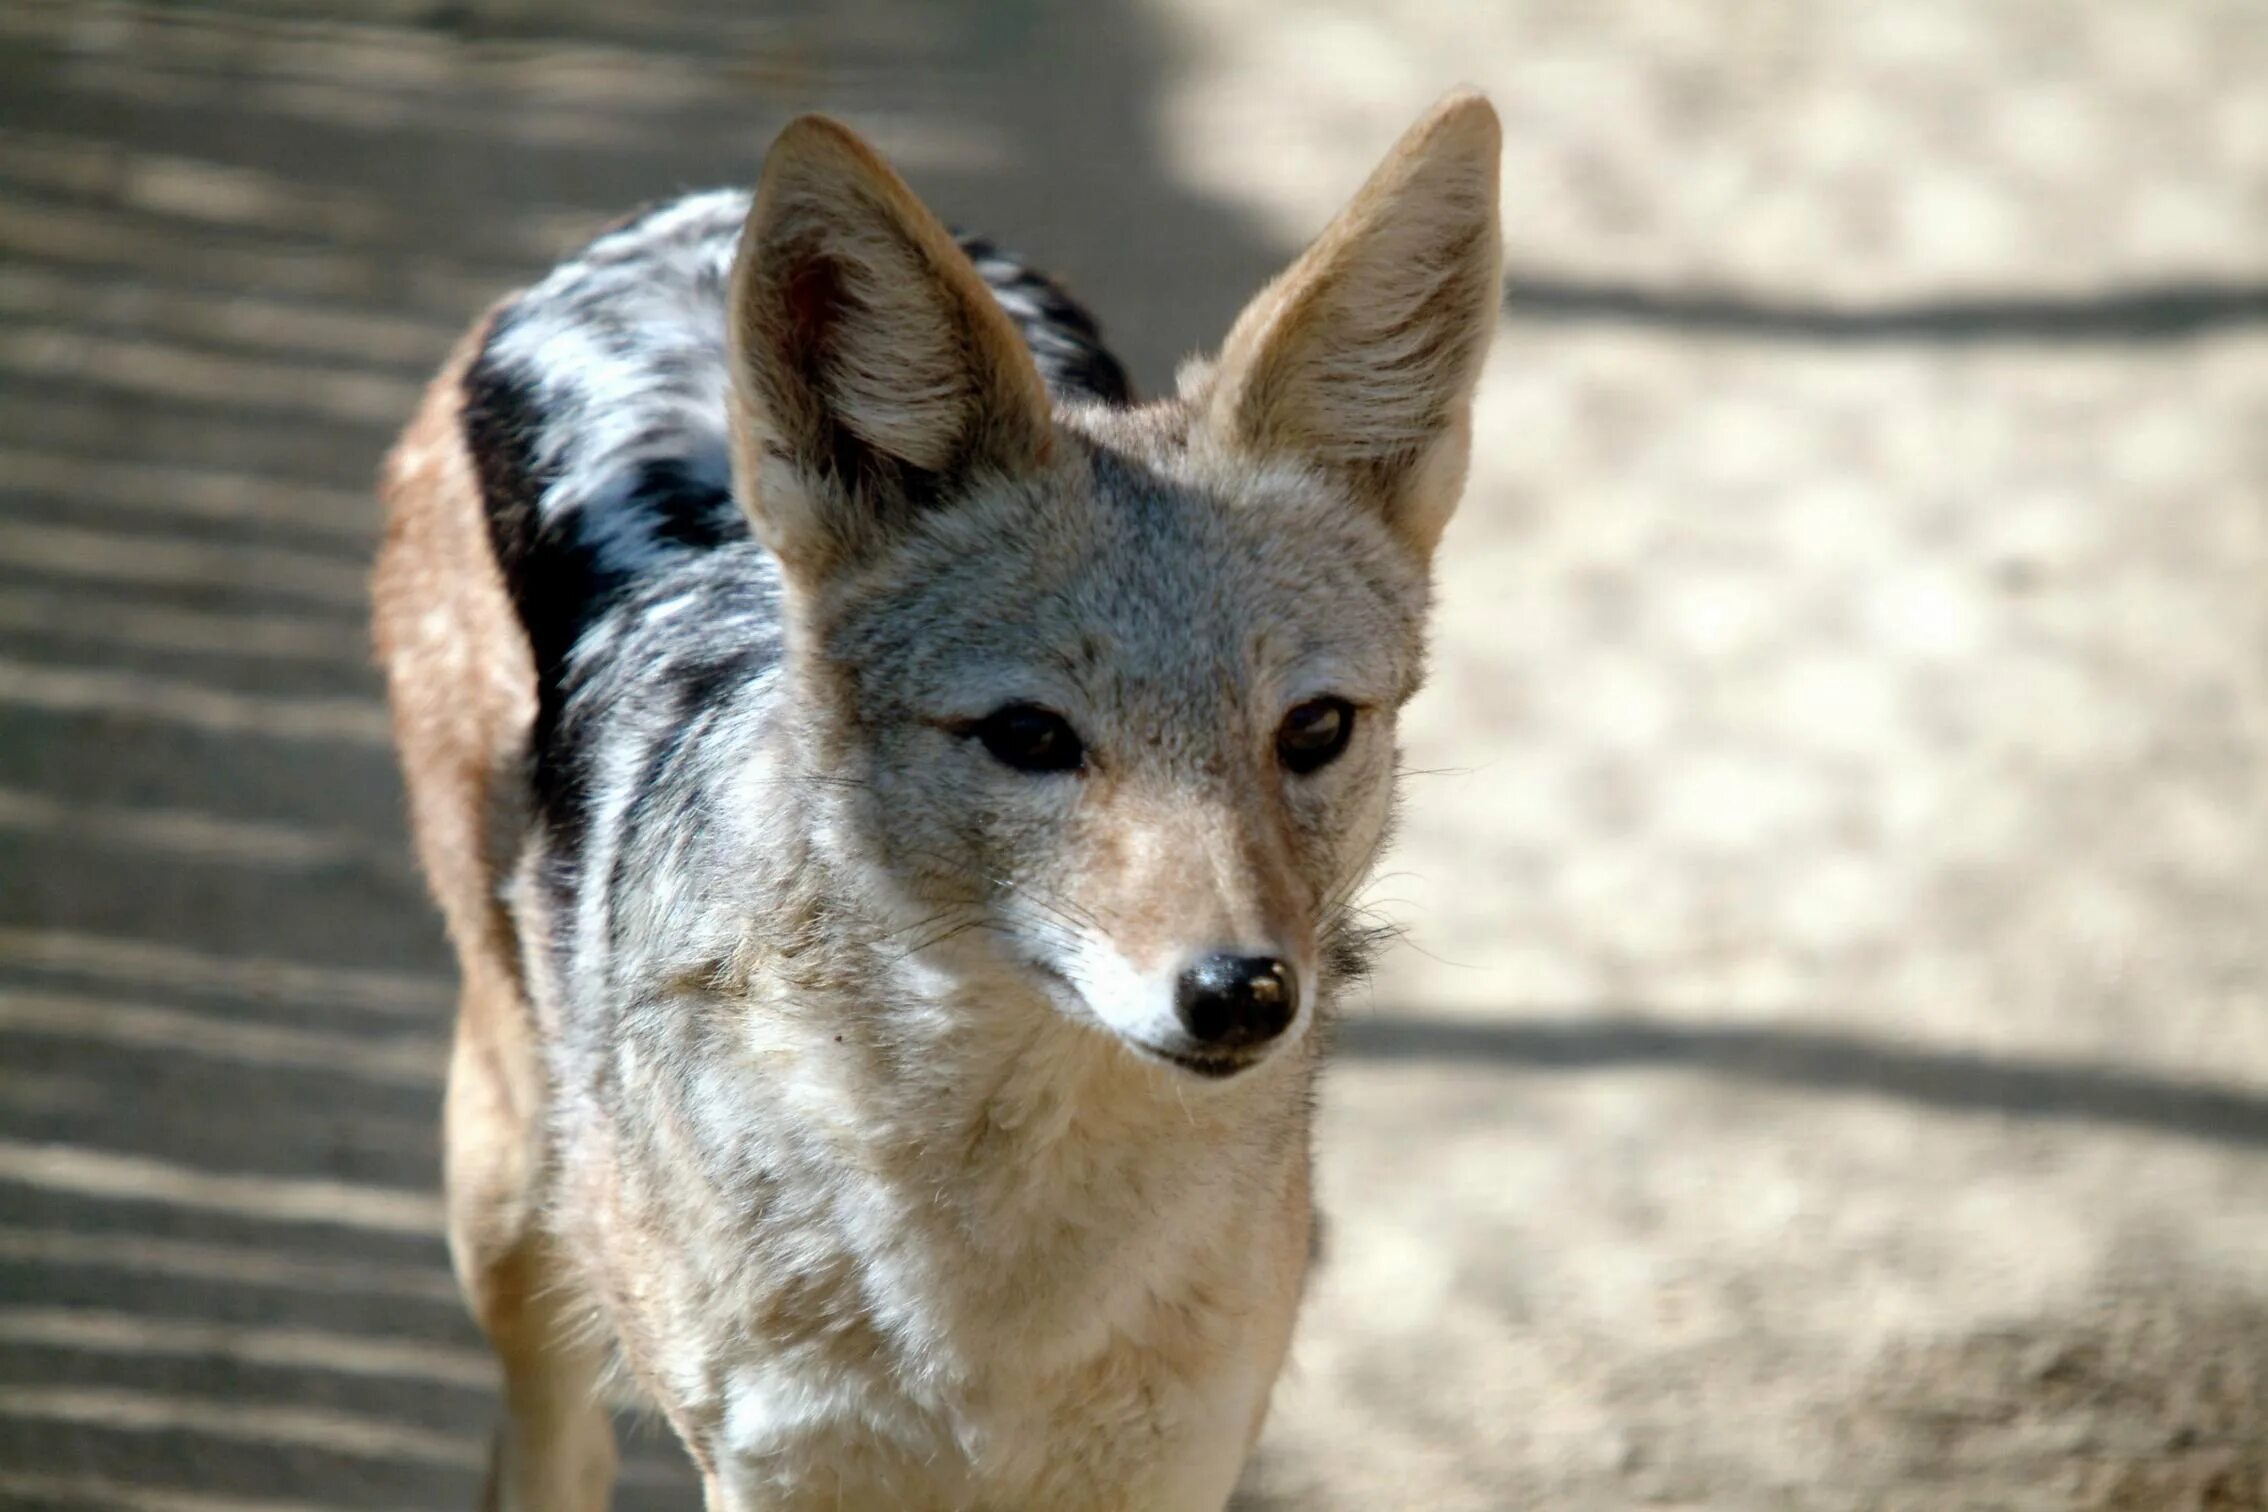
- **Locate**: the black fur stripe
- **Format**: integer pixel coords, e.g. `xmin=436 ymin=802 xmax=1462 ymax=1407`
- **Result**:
xmin=957 ymin=233 xmax=1134 ymax=406
xmin=464 ymin=323 xmax=746 ymax=688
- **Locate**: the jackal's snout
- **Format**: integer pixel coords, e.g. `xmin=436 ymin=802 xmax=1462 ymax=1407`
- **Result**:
xmin=1034 ymin=792 xmax=1325 ymax=1080
xmin=1067 ymin=931 xmax=1310 ymax=1081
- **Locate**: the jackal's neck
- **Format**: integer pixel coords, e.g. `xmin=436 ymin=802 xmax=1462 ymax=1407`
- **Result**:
xmin=615 ymin=733 xmax=1320 ymax=1388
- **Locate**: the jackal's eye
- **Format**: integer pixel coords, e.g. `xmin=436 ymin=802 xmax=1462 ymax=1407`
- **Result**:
xmin=1277 ymin=697 xmax=1355 ymax=775
xmin=969 ymin=703 xmax=1085 ymax=774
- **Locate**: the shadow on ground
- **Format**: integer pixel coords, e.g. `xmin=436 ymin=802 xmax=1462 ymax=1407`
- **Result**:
xmin=1502 ymin=274 xmax=2268 ymax=344
xmin=1339 ymin=1013 xmax=2268 ymax=1150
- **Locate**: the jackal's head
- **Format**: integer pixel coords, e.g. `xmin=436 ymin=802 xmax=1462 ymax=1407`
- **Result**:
xmin=727 ymin=96 xmax=1500 ymax=1080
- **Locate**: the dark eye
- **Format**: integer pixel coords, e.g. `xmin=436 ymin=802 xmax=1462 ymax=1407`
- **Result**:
xmin=969 ymin=702 xmax=1085 ymax=774
xmin=1277 ymin=697 xmax=1355 ymax=775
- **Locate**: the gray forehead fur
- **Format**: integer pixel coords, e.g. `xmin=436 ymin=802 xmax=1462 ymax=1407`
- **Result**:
xmin=815 ymin=419 xmax=1433 ymax=738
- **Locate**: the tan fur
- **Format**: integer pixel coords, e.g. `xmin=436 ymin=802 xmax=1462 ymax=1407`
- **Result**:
xmin=1196 ymin=89 xmax=1502 ymax=560
xmin=373 ymin=315 xmax=615 ymax=1509
xmin=1069 ymin=784 xmax=1313 ymax=978
xmin=378 ymin=93 xmax=1501 ymax=1511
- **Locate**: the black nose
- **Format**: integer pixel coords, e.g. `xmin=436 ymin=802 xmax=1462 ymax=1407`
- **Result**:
xmin=1174 ymin=954 xmax=1300 ymax=1050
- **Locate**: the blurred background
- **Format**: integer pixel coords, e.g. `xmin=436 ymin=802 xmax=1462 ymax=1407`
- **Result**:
xmin=1 ymin=1 xmax=2264 ymax=1507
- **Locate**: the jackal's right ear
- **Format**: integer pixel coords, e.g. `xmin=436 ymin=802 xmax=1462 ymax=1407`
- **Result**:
xmin=727 ymin=116 xmax=1054 ymax=586
xmin=1197 ymin=91 xmax=1502 ymax=563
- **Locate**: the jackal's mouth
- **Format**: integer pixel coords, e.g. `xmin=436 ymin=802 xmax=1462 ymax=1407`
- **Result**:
xmin=1132 ymin=1042 xmax=1263 ymax=1080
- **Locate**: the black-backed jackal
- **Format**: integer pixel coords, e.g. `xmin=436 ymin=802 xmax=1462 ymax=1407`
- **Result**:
xmin=375 ymin=93 xmax=1501 ymax=1511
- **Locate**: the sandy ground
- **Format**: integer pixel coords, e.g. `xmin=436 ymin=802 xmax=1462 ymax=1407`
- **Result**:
xmin=0 ymin=1 xmax=2264 ymax=1508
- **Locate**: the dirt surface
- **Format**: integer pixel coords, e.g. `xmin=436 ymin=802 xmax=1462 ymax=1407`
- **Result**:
xmin=1 ymin=1 xmax=2264 ymax=1508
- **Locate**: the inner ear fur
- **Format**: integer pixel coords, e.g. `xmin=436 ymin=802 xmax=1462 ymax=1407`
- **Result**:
xmin=727 ymin=115 xmax=1054 ymax=584
xmin=1200 ymin=90 xmax=1503 ymax=561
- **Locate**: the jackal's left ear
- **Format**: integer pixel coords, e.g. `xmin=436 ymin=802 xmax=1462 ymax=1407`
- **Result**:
xmin=1200 ymin=92 xmax=1502 ymax=562
xmin=728 ymin=116 xmax=1054 ymax=586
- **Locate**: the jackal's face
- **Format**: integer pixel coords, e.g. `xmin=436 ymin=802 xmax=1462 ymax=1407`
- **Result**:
xmin=728 ymin=100 xmax=1501 ymax=1078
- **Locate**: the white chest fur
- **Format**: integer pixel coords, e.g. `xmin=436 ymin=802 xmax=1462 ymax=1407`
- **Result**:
xmin=572 ymin=985 xmax=1315 ymax=1511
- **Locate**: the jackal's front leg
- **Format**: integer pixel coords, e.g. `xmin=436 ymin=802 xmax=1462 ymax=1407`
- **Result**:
xmin=444 ymin=967 xmax=616 ymax=1512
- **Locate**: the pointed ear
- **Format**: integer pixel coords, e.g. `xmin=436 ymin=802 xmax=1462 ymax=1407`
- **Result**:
xmin=1199 ymin=91 xmax=1502 ymax=561
xmin=727 ymin=115 xmax=1054 ymax=587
